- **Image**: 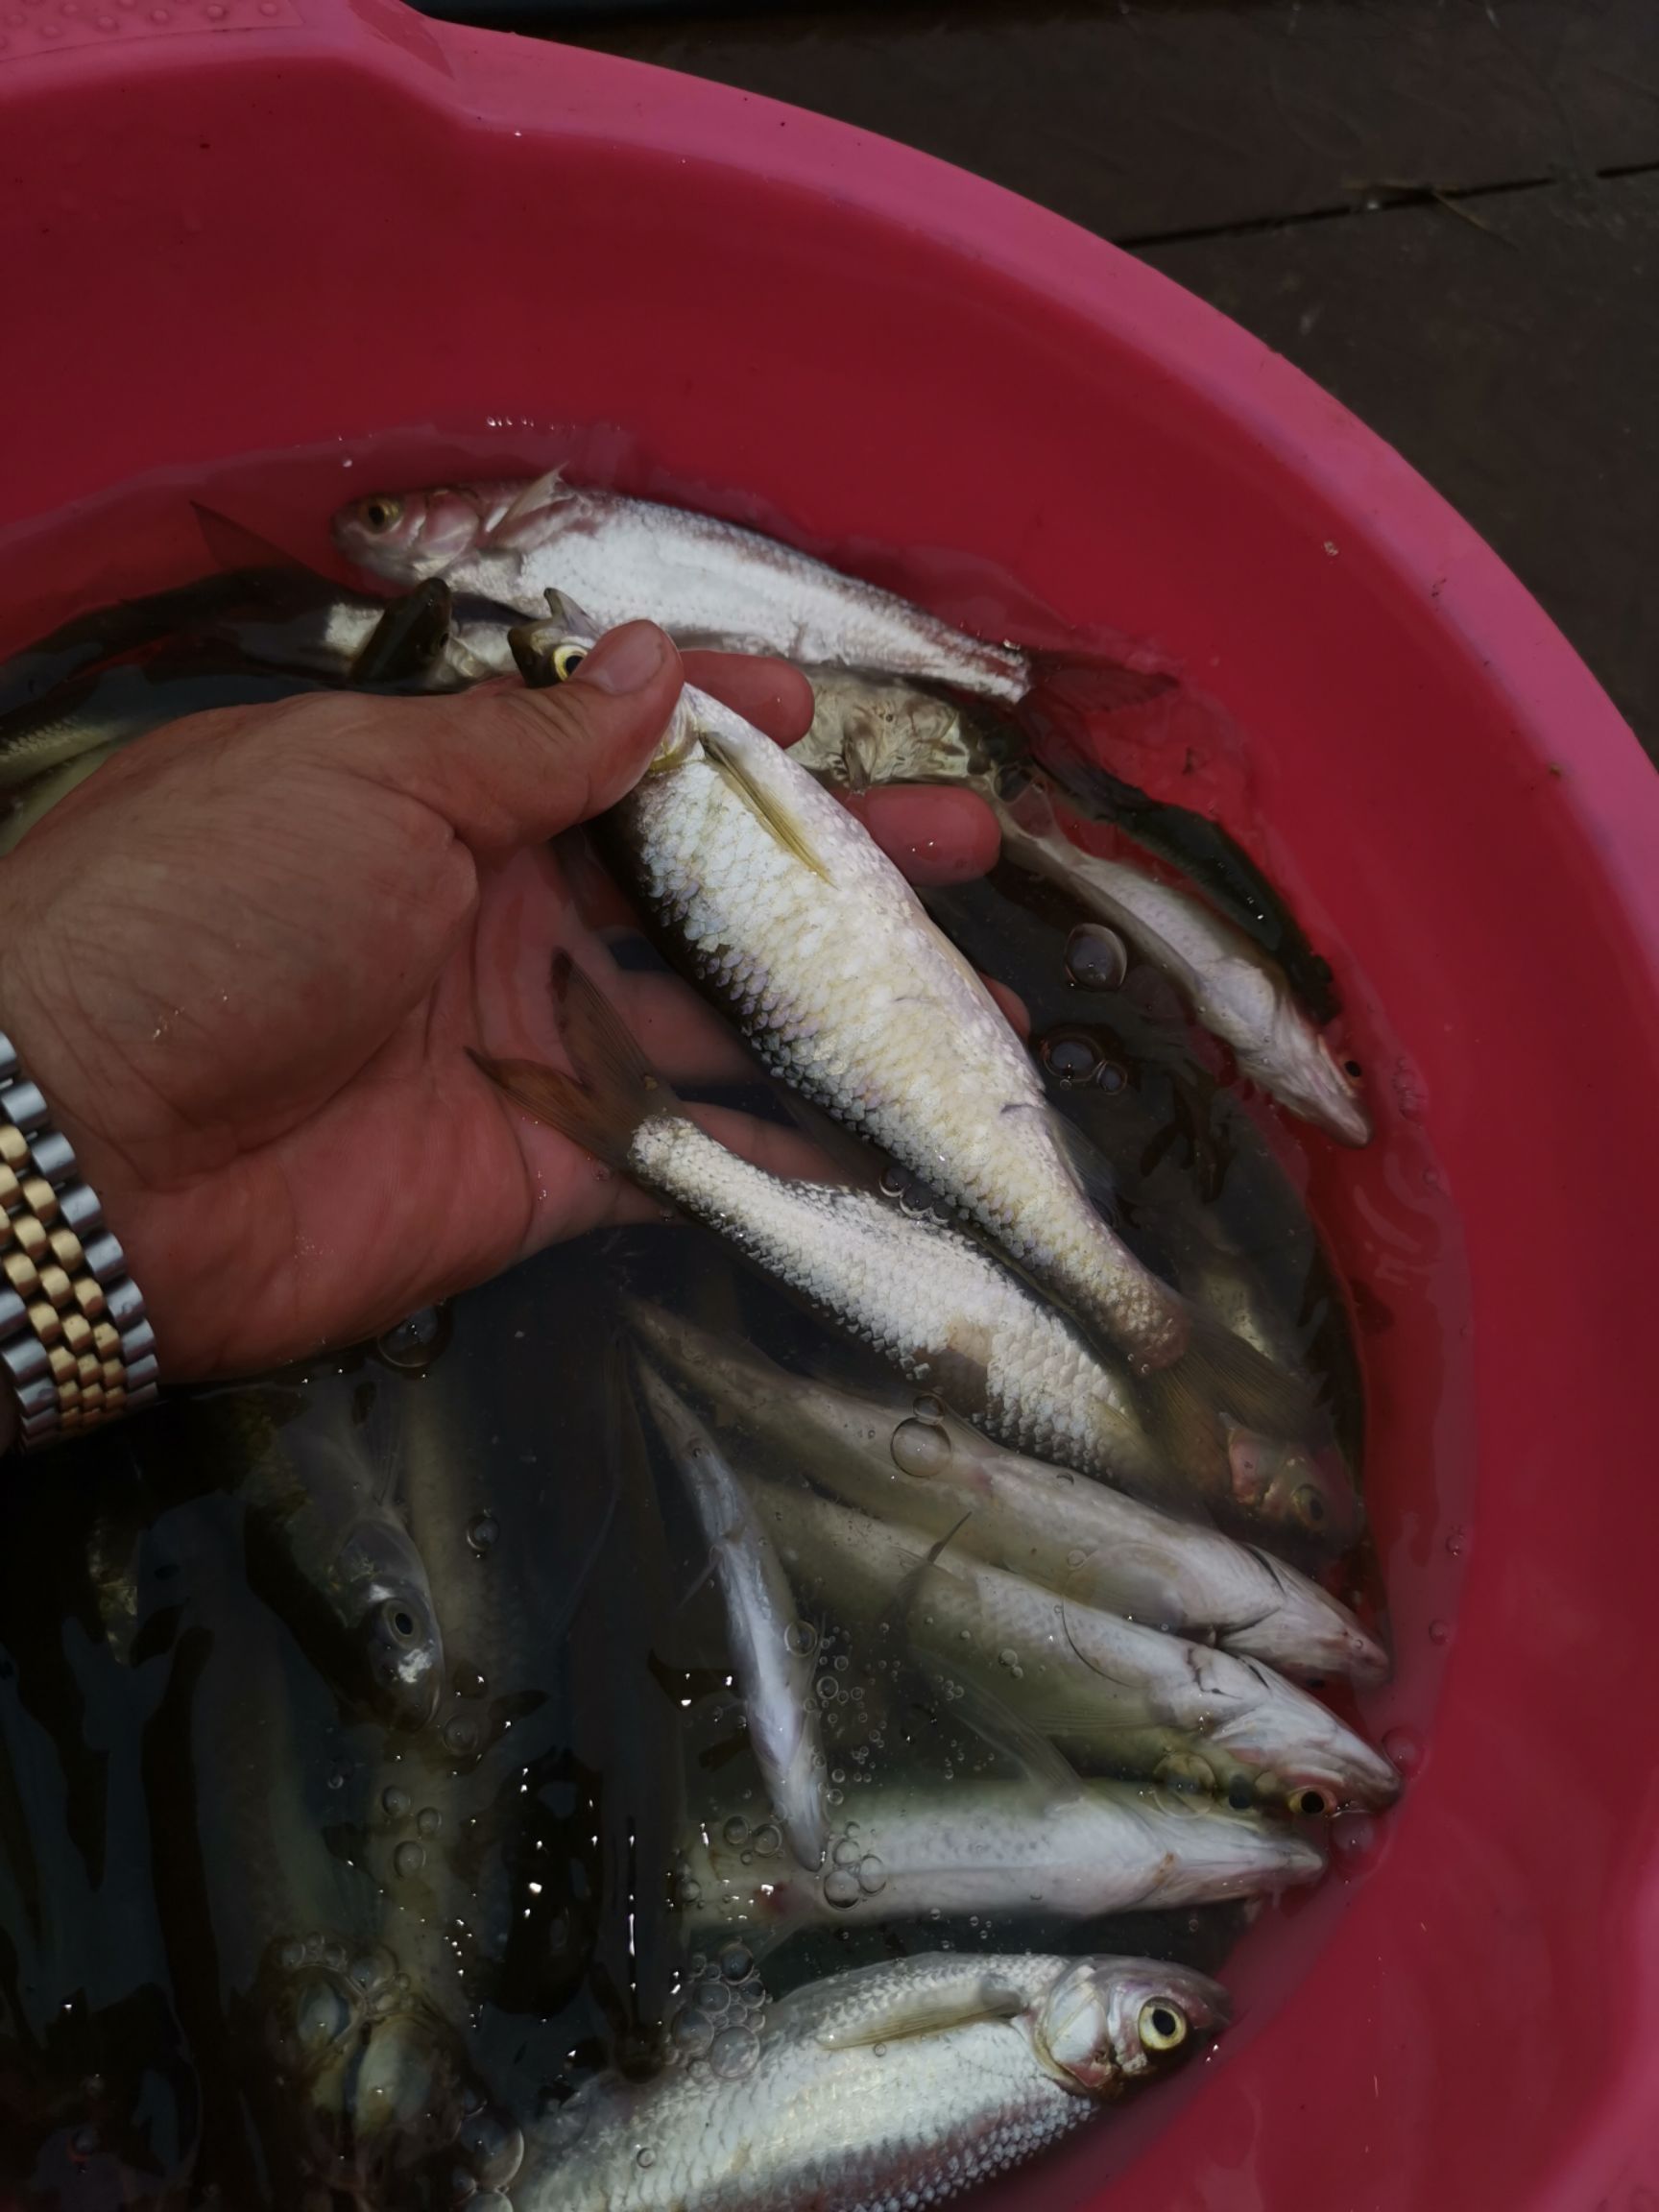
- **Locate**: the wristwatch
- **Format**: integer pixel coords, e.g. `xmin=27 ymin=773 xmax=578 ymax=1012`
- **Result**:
xmin=0 ymin=1026 xmax=158 ymax=1452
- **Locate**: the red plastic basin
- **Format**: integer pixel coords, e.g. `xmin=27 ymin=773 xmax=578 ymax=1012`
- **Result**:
xmin=1 ymin=5 xmax=1656 ymax=2206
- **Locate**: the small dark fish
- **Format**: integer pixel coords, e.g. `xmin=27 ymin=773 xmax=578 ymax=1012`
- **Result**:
xmin=348 ymin=576 xmax=455 ymax=687
xmin=217 ymin=1399 xmax=445 ymax=1732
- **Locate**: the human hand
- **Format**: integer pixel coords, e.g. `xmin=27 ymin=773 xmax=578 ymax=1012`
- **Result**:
xmin=0 ymin=625 xmax=1000 ymax=1382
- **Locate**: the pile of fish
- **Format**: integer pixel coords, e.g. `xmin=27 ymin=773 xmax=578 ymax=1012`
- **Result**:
xmin=0 ymin=468 xmax=1396 ymax=2212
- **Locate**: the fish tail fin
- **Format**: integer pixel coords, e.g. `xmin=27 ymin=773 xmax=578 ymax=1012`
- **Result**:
xmin=1147 ymin=1305 xmax=1319 ymax=1457
xmin=469 ymin=950 xmax=681 ymax=1168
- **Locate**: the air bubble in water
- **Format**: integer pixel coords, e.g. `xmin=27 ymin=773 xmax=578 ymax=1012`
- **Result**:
xmin=1445 ymin=1527 xmax=1467 ymax=1560
xmin=394 ymin=1841 xmax=425 ymax=1879
xmin=718 ymin=1943 xmax=754 ymax=1983
xmin=382 ymin=1786 xmax=411 ymax=1819
xmin=891 ymin=1419 xmax=951 ymax=1479
xmin=444 ymin=1715 xmax=480 ymax=1756
xmin=1382 ymin=1728 xmax=1422 ymax=1777
xmin=823 ymin=1867 xmax=861 ymax=1909
xmin=722 ymin=1815 xmax=750 ymax=1848
xmin=912 ymin=1393 xmax=945 ymax=1423
xmin=1039 ymin=1030 xmax=1101 ymax=1086
xmin=466 ymin=1513 xmax=499 ymax=1556
xmin=671 ymin=2008 xmax=714 ymax=2058
xmin=709 ymin=2027 xmax=759 ymax=2080
xmin=295 ymin=1981 xmax=350 ymax=2051
xmin=858 ymin=1855 xmax=886 ymax=1894
xmin=1429 ymin=1620 xmax=1451 ymax=1646
xmin=417 ymin=1806 xmax=443 ymax=1839
xmin=1065 ymin=923 xmax=1129 ymax=991
xmin=832 ymin=1838 xmax=860 ymax=1868
xmin=784 ymin=1620 xmax=817 ymax=1657
xmin=377 ymin=1306 xmax=445 ymax=1369
xmin=637 ymin=2148 xmax=656 ymax=2170
xmin=752 ymin=1822 xmax=782 ymax=1858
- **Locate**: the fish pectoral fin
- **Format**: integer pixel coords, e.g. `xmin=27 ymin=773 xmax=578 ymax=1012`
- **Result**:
xmin=781 ymin=1963 xmax=1029 ymax=2052
xmin=700 ymin=731 xmax=832 ymax=883
xmin=484 ymin=467 xmax=568 ymax=546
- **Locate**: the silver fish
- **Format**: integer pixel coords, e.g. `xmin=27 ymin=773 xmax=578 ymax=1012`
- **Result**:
xmin=752 ymin=1481 xmax=1397 ymax=1815
xmin=996 ymin=783 xmax=1371 ymax=1144
xmin=680 ymin=1776 xmax=1322 ymax=1930
xmin=624 ymin=1307 xmax=1387 ymax=1686
xmin=332 ymin=469 xmax=1031 ymax=701
xmin=637 ymin=1363 xmax=830 ymax=1870
xmin=506 ymin=596 xmax=1310 ymax=1456
xmin=785 ymin=688 xmax=1369 ymax=1146
xmin=516 ymin=1951 xmax=1225 ymax=2212
xmin=475 ymin=958 xmax=1175 ymax=1502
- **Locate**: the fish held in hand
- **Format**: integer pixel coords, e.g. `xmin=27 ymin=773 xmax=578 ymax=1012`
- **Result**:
xmin=473 ymin=955 xmax=1174 ymax=1502
xmin=637 ymin=1362 xmax=830 ymax=1871
xmin=516 ymin=1950 xmax=1226 ymax=2212
xmin=333 ymin=469 xmax=1032 ymax=700
xmin=626 ymin=1306 xmax=1386 ymax=1686
xmin=510 ymin=594 xmax=1310 ymax=1452
xmin=785 ymin=685 xmax=1368 ymax=1146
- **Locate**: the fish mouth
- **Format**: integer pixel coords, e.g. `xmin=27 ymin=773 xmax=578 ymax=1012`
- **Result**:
xmin=1268 ymin=1022 xmax=1374 ymax=1146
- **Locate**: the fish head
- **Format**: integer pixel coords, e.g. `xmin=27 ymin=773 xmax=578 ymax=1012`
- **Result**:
xmin=507 ymin=588 xmax=701 ymax=761
xmin=1225 ymin=1423 xmax=1361 ymax=1551
xmin=1033 ymin=1957 xmax=1229 ymax=2094
xmin=332 ymin=486 xmax=489 ymax=584
xmin=1214 ymin=1668 xmax=1405 ymax=1816
xmin=1256 ymin=998 xmax=1373 ymax=1146
xmin=335 ymin=1523 xmax=445 ymax=1729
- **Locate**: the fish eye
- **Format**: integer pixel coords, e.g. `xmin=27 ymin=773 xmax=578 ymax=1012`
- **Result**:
xmin=1292 ymin=1482 xmax=1328 ymax=1529
xmin=1138 ymin=2000 xmax=1188 ymax=2053
xmin=551 ymin=643 xmax=588 ymax=683
xmin=361 ymin=495 xmax=402 ymax=532
xmin=1343 ymin=1058 xmax=1363 ymax=1079
xmin=1290 ymin=1785 xmax=1333 ymax=1817
xmin=380 ymin=1599 xmax=421 ymax=1646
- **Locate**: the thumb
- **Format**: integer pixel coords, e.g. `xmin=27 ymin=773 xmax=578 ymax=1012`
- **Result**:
xmin=325 ymin=620 xmax=685 ymax=854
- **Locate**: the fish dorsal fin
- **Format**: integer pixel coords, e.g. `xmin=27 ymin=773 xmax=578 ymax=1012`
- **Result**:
xmin=190 ymin=502 xmax=315 ymax=576
xmin=698 ymin=727 xmax=832 ymax=883
xmin=768 ymin=1959 xmax=1028 ymax=2052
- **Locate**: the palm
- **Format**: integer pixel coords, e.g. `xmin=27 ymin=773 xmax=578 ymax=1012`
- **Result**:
xmin=0 ymin=642 xmax=998 ymax=1381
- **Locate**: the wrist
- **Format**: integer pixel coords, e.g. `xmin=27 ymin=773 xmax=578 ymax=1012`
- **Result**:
xmin=1 ymin=1024 xmax=159 ymax=1450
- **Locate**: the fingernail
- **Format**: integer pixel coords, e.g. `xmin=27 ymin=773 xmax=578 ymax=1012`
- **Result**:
xmin=569 ymin=621 xmax=671 ymax=695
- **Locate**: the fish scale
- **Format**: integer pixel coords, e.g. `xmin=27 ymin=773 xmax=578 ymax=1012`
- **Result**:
xmin=610 ymin=686 xmax=1190 ymax=1375
xmin=514 ymin=1952 xmax=1226 ymax=2212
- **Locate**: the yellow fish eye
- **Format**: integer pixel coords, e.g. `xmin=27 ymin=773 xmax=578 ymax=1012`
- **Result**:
xmin=1137 ymin=2000 xmax=1188 ymax=2053
xmin=551 ymin=643 xmax=588 ymax=683
xmin=1290 ymin=1785 xmax=1333 ymax=1818
xmin=360 ymin=495 xmax=402 ymax=533
xmin=1292 ymin=1481 xmax=1328 ymax=1530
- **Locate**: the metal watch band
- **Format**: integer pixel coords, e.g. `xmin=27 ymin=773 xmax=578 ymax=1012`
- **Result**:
xmin=0 ymin=1027 xmax=157 ymax=1452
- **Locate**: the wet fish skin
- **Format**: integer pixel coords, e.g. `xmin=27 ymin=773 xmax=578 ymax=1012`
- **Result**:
xmin=478 ymin=961 xmax=1175 ymax=1500
xmin=681 ymin=1776 xmax=1322 ymax=1930
xmin=626 ymin=1305 xmax=1387 ymax=1686
xmin=785 ymin=688 xmax=1368 ymax=1144
xmin=511 ymin=600 xmax=1224 ymax=1395
xmin=753 ymin=1481 xmax=1397 ymax=1814
xmin=333 ymin=469 xmax=1032 ymax=700
xmin=637 ymin=1363 xmax=830 ymax=1871
xmin=517 ymin=1950 xmax=1225 ymax=2212
xmin=996 ymin=785 xmax=1371 ymax=1145
xmin=229 ymin=1412 xmax=445 ymax=1733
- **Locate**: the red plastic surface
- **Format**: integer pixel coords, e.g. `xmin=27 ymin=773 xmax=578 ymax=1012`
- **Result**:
xmin=1 ymin=7 xmax=1656 ymax=2206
